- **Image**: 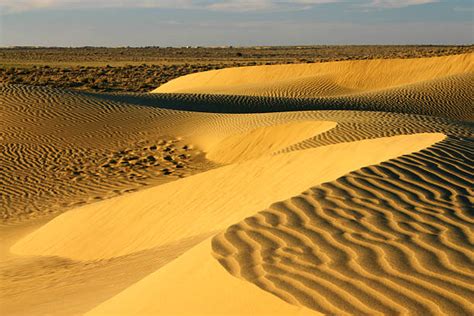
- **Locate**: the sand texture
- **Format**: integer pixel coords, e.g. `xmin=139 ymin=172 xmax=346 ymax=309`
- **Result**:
xmin=1 ymin=54 xmax=473 ymax=315
xmin=153 ymin=53 xmax=474 ymax=121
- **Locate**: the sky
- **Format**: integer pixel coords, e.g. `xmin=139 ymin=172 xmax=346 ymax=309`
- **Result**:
xmin=0 ymin=0 xmax=472 ymax=46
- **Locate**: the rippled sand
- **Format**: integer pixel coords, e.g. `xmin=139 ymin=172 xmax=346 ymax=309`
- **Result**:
xmin=1 ymin=53 xmax=473 ymax=315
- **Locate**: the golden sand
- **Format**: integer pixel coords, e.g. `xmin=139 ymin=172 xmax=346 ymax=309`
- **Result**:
xmin=1 ymin=54 xmax=473 ymax=315
xmin=154 ymin=53 xmax=474 ymax=121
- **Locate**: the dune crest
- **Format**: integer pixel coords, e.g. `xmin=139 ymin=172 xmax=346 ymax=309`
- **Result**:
xmin=11 ymin=133 xmax=445 ymax=261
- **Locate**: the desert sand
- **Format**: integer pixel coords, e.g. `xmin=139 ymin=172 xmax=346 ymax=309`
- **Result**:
xmin=1 ymin=53 xmax=473 ymax=315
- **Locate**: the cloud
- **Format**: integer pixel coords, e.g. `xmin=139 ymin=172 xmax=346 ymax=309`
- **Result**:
xmin=0 ymin=0 xmax=194 ymax=13
xmin=0 ymin=0 xmax=441 ymax=14
xmin=0 ymin=0 xmax=344 ymax=14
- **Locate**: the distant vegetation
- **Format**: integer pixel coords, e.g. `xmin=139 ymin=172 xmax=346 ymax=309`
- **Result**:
xmin=1 ymin=45 xmax=472 ymax=92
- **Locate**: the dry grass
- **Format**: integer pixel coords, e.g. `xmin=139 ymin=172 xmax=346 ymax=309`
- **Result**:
xmin=0 ymin=63 xmax=256 ymax=92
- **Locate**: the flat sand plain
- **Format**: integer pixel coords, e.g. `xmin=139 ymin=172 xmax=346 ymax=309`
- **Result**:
xmin=1 ymin=53 xmax=473 ymax=315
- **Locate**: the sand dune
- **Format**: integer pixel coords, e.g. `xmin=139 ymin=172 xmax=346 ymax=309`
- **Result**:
xmin=154 ymin=54 xmax=473 ymax=94
xmin=11 ymin=133 xmax=445 ymax=260
xmin=2 ymin=54 xmax=473 ymax=315
xmin=85 ymin=137 xmax=474 ymax=316
xmin=152 ymin=53 xmax=473 ymax=121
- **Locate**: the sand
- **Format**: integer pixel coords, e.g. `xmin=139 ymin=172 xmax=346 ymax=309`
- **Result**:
xmin=153 ymin=53 xmax=474 ymax=121
xmin=1 ymin=53 xmax=473 ymax=315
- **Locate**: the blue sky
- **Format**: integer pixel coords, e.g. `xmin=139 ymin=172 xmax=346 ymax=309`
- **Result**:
xmin=0 ymin=0 xmax=472 ymax=46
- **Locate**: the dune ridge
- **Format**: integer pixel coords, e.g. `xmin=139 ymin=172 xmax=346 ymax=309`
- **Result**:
xmin=81 ymin=134 xmax=474 ymax=316
xmin=12 ymin=133 xmax=449 ymax=260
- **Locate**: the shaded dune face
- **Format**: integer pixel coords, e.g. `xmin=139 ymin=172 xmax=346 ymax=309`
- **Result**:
xmin=2 ymin=53 xmax=474 ymax=316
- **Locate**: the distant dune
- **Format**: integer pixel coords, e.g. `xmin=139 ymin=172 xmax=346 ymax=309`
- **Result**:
xmin=154 ymin=53 xmax=474 ymax=121
xmin=1 ymin=53 xmax=473 ymax=315
xmin=154 ymin=54 xmax=472 ymax=95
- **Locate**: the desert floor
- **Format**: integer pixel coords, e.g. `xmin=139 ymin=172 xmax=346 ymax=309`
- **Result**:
xmin=1 ymin=52 xmax=473 ymax=315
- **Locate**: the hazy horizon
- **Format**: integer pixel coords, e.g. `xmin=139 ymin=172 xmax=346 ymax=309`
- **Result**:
xmin=2 ymin=44 xmax=473 ymax=48
xmin=1 ymin=0 xmax=473 ymax=47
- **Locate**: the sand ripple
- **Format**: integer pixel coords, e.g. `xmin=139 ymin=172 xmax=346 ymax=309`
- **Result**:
xmin=212 ymin=136 xmax=474 ymax=315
